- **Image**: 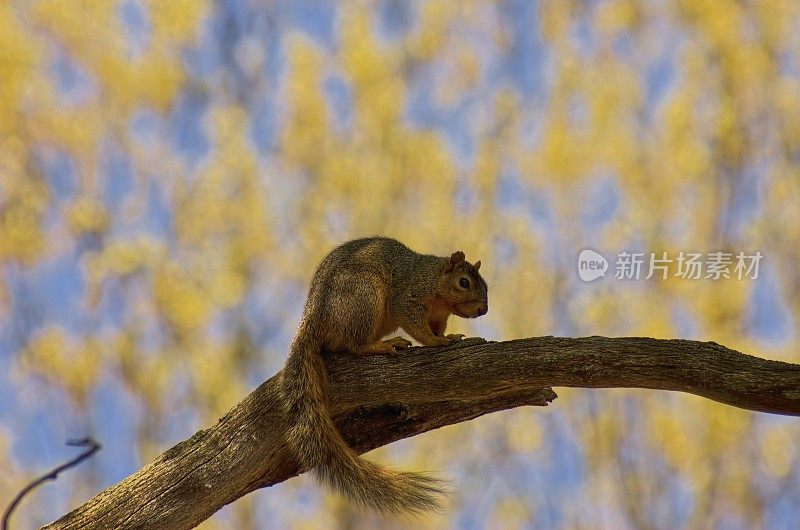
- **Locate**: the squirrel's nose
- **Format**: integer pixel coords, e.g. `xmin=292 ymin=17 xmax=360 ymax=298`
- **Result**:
xmin=477 ymin=304 xmax=488 ymax=316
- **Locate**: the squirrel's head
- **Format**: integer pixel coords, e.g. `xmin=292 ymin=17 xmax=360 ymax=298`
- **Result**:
xmin=441 ymin=250 xmax=488 ymax=318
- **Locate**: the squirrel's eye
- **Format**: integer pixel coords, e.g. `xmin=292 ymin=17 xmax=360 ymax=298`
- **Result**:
xmin=459 ymin=277 xmax=470 ymax=289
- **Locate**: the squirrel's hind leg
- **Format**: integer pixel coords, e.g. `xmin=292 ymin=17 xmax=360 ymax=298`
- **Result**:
xmin=325 ymin=269 xmax=401 ymax=355
xmin=354 ymin=336 xmax=412 ymax=356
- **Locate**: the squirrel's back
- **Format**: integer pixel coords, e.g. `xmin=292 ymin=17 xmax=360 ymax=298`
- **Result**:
xmin=311 ymin=237 xmax=437 ymax=284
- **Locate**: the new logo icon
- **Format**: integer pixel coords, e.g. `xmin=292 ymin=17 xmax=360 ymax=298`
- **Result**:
xmin=578 ymin=249 xmax=608 ymax=282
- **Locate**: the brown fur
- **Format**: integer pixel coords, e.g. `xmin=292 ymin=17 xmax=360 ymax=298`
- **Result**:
xmin=281 ymin=237 xmax=488 ymax=513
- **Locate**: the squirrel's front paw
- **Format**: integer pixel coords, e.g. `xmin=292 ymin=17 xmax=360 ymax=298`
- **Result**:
xmin=445 ymin=334 xmax=465 ymax=342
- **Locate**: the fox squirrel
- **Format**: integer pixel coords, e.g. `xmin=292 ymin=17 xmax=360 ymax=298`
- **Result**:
xmin=281 ymin=237 xmax=489 ymax=514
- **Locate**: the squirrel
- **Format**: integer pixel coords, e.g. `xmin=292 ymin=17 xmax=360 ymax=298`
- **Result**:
xmin=281 ymin=236 xmax=488 ymax=514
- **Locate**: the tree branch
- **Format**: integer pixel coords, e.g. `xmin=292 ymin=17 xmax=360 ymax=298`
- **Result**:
xmin=3 ymin=438 xmax=100 ymax=530
xmin=43 ymin=336 xmax=800 ymax=529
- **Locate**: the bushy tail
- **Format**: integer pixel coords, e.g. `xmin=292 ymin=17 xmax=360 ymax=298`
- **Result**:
xmin=281 ymin=331 xmax=446 ymax=514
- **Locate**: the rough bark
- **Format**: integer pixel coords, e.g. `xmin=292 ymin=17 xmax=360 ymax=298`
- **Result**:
xmin=43 ymin=336 xmax=800 ymax=529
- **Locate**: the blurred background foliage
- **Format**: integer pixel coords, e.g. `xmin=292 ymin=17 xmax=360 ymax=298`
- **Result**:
xmin=1 ymin=0 xmax=800 ymax=528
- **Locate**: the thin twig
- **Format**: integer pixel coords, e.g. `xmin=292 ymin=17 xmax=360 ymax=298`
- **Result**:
xmin=2 ymin=438 xmax=101 ymax=530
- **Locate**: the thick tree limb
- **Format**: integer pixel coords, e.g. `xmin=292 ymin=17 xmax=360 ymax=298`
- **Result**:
xmin=43 ymin=336 xmax=800 ymax=529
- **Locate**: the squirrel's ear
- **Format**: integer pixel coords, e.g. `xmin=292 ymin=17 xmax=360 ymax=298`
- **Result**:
xmin=474 ymin=260 xmax=481 ymax=271
xmin=445 ymin=251 xmax=465 ymax=272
